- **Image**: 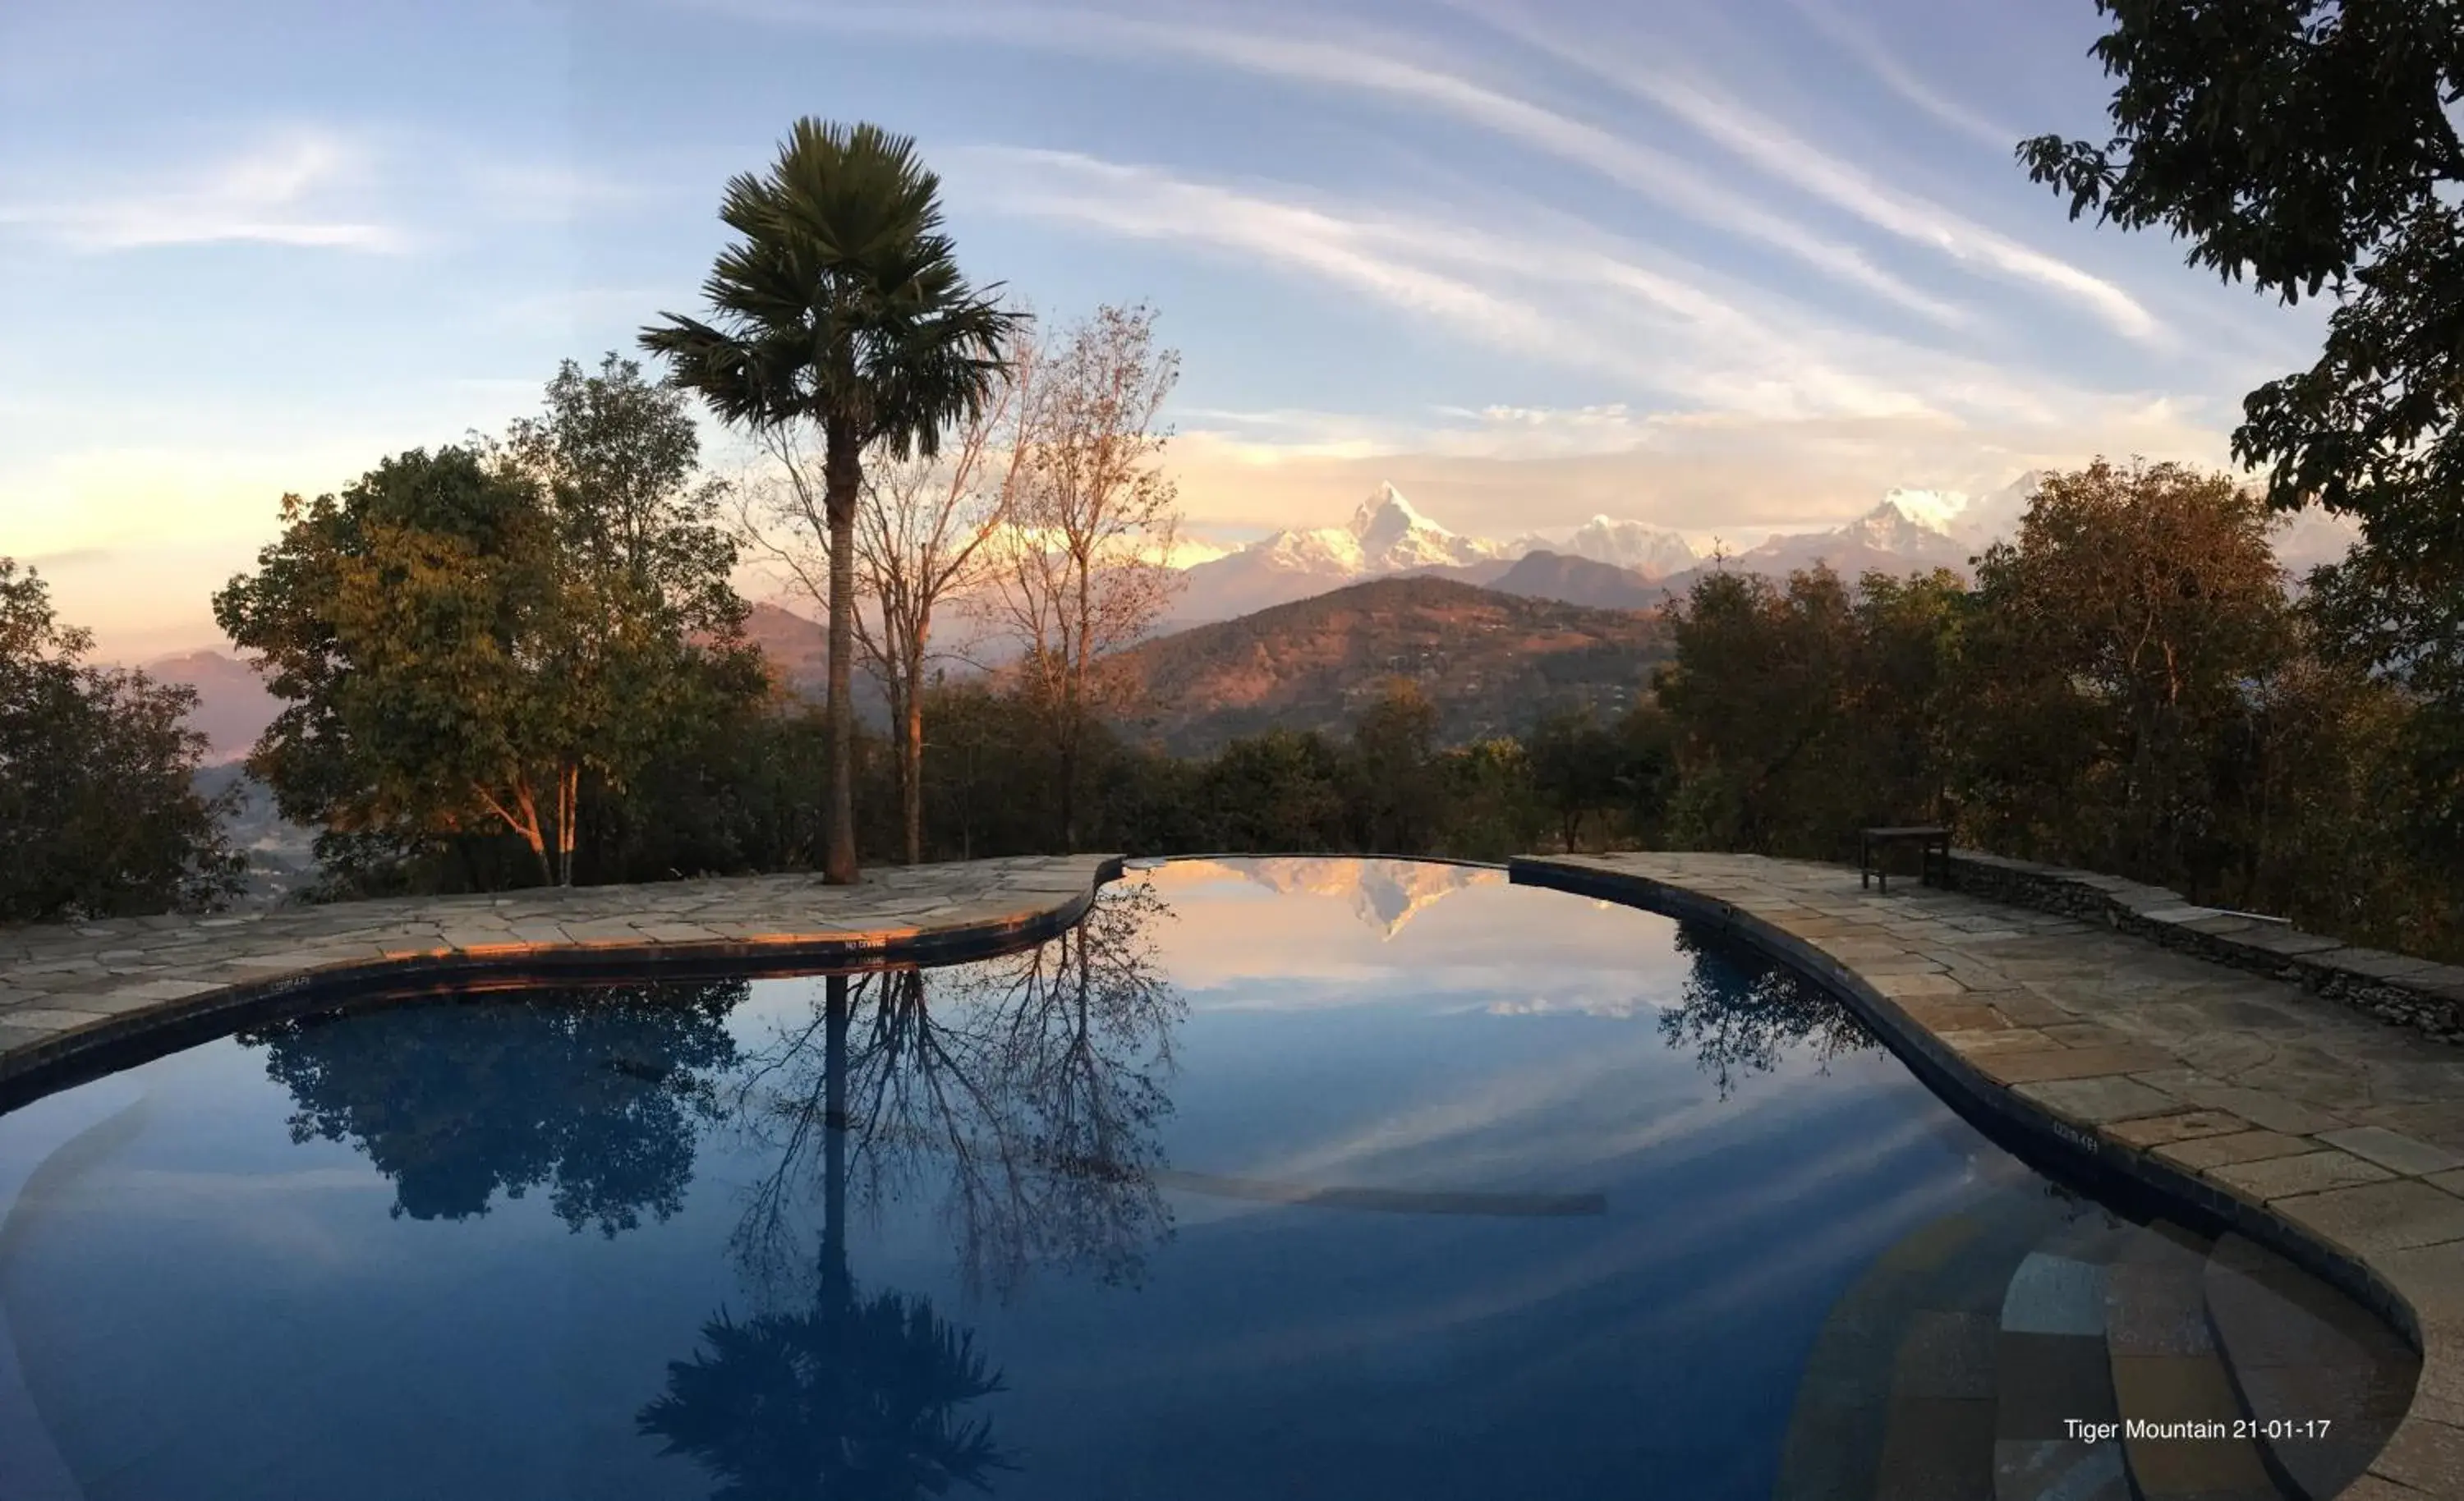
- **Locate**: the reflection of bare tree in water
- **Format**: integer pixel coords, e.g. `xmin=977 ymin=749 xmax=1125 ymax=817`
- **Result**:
xmin=1656 ymin=927 xmax=1877 ymax=1100
xmin=640 ymin=882 xmax=1184 ymax=1499
xmin=727 ymin=880 xmax=1184 ymax=1304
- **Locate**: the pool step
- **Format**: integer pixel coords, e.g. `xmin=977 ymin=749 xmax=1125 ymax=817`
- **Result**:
xmin=2203 ymin=1232 xmax=2416 ymax=1499
xmin=1776 ymin=1202 xmax=2413 ymax=1500
xmin=1994 ymin=1232 xmax=2129 ymax=1501
xmin=2103 ymin=1221 xmax=2278 ymax=1500
xmin=1776 ymin=1193 xmax=2074 ymax=1501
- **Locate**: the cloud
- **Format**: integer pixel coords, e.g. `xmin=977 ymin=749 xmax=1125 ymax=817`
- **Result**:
xmin=0 ymin=128 xmax=661 ymax=258
xmin=1461 ymin=7 xmax=2163 ymax=344
xmin=676 ymin=0 xmax=1974 ymax=328
xmin=954 ymin=147 xmax=2154 ymax=432
xmin=1785 ymin=0 xmax=2025 ymax=154
xmin=0 ymin=130 xmax=407 ymax=252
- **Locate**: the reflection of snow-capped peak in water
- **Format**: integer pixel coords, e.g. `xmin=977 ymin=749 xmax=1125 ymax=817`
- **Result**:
xmin=1234 ymin=857 xmax=1502 ymax=939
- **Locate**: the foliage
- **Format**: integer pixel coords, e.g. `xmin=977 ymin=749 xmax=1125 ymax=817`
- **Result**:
xmin=1953 ymin=460 xmax=2291 ymax=886
xmin=245 ymin=979 xmax=747 ymax=1233
xmin=641 ymin=1291 xmax=1013 ymax=1501
xmin=644 ymin=117 xmax=1023 ymax=885
xmin=1525 ymin=705 xmax=1625 ymax=854
xmin=0 ymin=560 xmax=243 ymax=922
xmin=1645 ymin=459 xmax=2464 ymax=957
xmin=1344 ymin=678 xmax=1445 ymax=854
xmin=1657 ymin=927 xmax=1877 ymax=1100
xmin=214 ymin=359 xmax=764 ymax=890
xmin=2020 ymin=0 xmax=2464 ymax=865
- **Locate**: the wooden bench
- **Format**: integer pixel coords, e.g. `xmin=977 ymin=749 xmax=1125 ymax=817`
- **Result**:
xmin=1860 ymin=825 xmax=1950 ymax=893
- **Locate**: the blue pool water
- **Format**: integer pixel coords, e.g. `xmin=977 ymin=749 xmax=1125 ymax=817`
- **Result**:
xmin=0 ymin=858 xmax=2395 ymax=1499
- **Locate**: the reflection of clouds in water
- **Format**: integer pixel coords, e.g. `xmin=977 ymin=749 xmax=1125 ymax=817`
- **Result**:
xmin=1483 ymin=995 xmax=1656 ymax=1019
xmin=1110 ymin=1107 xmax=1961 ymax=1388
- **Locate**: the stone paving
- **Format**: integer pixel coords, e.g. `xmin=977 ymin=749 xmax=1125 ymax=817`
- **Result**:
xmin=0 ymin=855 xmax=1119 ymax=1098
xmin=1516 ymin=850 xmax=2464 ymax=1500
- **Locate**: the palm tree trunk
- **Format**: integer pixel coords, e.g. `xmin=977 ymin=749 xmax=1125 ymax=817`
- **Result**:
xmin=825 ymin=427 xmax=862 ymax=885
xmin=822 ymin=972 xmax=851 ymax=1300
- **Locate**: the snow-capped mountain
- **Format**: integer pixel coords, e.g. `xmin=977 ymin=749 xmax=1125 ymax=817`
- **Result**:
xmin=1175 ymin=483 xmax=1516 ymax=622
xmin=1557 ymin=516 xmax=1698 ymax=579
xmin=1231 ymin=856 xmax=1502 ymax=939
xmin=1168 ymin=478 xmax=2034 ymax=627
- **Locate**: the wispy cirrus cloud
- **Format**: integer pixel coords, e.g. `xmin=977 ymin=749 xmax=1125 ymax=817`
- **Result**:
xmin=1784 ymin=0 xmax=2026 ymax=155
xmin=952 ymin=146 xmax=2134 ymax=429
xmin=0 ymin=129 xmax=661 ymax=256
xmin=0 ymin=130 xmax=407 ymax=252
xmin=1456 ymin=5 xmax=2163 ymax=344
xmin=673 ymin=0 xmax=1975 ymax=329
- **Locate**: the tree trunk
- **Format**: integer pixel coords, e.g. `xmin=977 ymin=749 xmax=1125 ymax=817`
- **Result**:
xmin=514 ymin=784 xmax=554 ymax=886
xmin=556 ymin=762 xmax=578 ymax=888
xmin=903 ymin=654 xmax=925 ymax=865
xmin=824 ymin=426 xmax=862 ymax=885
xmin=821 ymin=972 xmax=850 ymax=1300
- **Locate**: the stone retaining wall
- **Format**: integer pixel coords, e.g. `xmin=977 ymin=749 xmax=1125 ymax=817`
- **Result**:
xmin=1942 ymin=849 xmax=2464 ymax=1045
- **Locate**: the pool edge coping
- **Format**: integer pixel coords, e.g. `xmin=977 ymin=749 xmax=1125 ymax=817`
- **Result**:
xmin=0 ymin=855 xmax=1126 ymax=1116
xmin=1511 ymin=852 xmax=2464 ymax=1501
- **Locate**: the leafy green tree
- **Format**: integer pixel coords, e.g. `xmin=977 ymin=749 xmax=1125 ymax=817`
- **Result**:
xmin=1431 ymin=737 xmax=1545 ymax=861
xmin=642 ymin=118 xmax=1023 ymax=885
xmin=1201 ymin=729 xmax=1349 ymax=852
xmin=1951 ymin=460 xmax=2292 ymax=888
xmin=1653 ymin=567 xmax=1862 ymax=855
xmin=217 ymin=361 xmax=760 ymax=890
xmin=1525 ymin=705 xmax=1624 ymax=853
xmin=0 ymin=561 xmax=243 ymax=922
xmin=245 ymin=979 xmax=747 ymax=1234
xmin=2019 ymin=2 xmax=2464 ymax=832
xmin=1611 ymin=699 xmax=1678 ymax=847
xmin=1345 ymin=677 xmax=1442 ymax=854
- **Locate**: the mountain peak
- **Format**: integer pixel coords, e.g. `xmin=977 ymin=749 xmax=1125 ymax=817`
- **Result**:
xmin=1561 ymin=516 xmax=1698 ymax=579
xmin=1349 ymin=481 xmax=1443 ymax=544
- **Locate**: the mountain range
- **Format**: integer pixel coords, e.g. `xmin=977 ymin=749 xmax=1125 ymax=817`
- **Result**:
xmin=1167 ymin=480 xmax=2013 ymax=625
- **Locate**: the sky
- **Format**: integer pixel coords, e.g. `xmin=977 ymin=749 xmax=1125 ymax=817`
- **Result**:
xmin=0 ymin=0 xmax=2335 ymax=659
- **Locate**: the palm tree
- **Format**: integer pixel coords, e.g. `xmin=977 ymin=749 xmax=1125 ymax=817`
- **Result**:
xmin=642 ymin=119 xmax=1023 ymax=884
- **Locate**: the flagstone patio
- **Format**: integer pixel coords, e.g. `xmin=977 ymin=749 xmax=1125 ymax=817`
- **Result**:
xmin=1517 ymin=850 xmax=2464 ymax=1499
xmin=0 ymin=855 xmax=1121 ymax=1103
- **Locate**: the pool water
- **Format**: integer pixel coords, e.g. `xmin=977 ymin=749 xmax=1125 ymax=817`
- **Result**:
xmin=0 ymin=858 xmax=2415 ymax=1500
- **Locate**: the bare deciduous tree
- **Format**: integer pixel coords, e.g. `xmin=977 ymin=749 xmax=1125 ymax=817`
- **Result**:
xmin=983 ymin=304 xmax=1184 ymax=850
xmin=854 ymin=330 xmax=1039 ymax=863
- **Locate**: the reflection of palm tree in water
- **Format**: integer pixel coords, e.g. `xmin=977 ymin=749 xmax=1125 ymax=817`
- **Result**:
xmin=636 ymin=974 xmax=1016 ymax=1500
xmin=640 ymin=883 xmax=1185 ymax=1498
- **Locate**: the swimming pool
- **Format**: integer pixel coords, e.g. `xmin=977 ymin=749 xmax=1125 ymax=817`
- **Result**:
xmin=0 ymin=858 xmax=2415 ymax=1499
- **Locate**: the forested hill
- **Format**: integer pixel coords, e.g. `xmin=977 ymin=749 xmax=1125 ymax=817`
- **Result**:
xmin=1110 ymin=576 xmax=1670 ymax=755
